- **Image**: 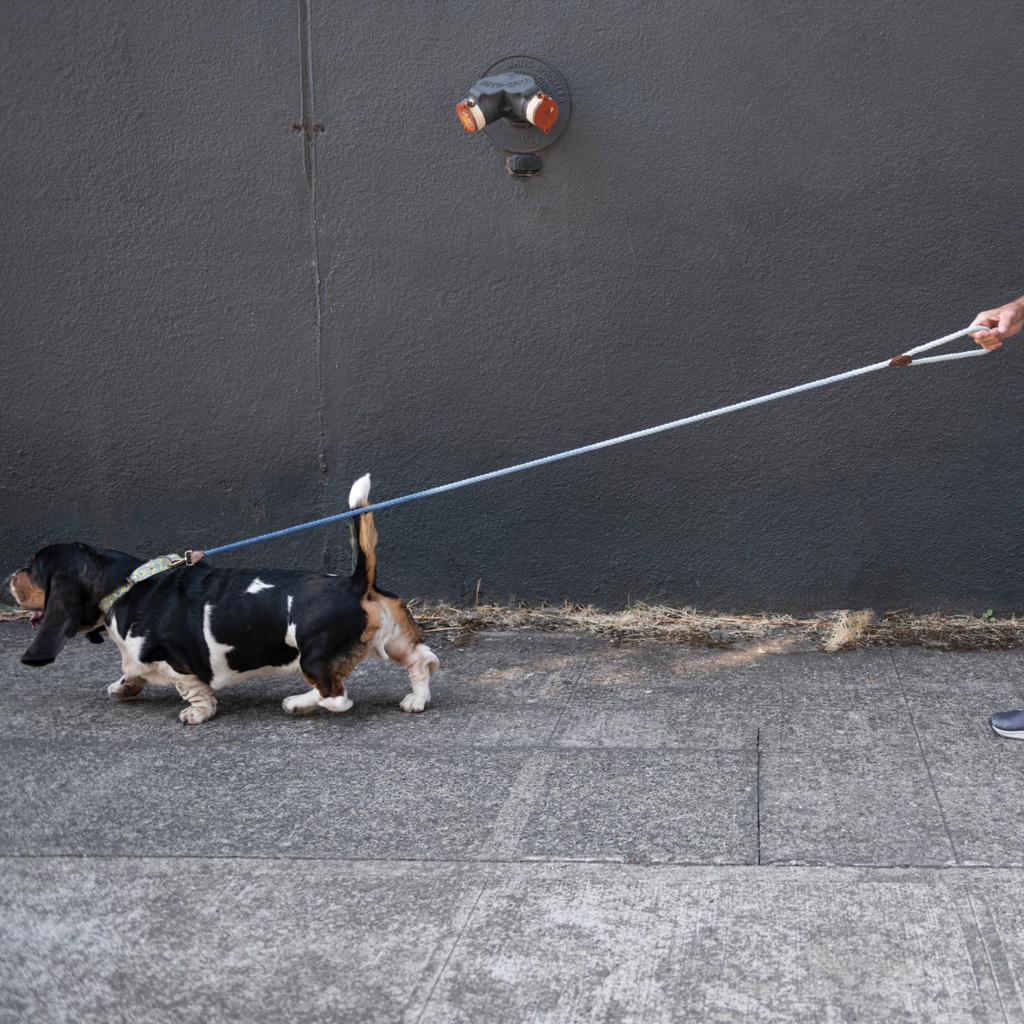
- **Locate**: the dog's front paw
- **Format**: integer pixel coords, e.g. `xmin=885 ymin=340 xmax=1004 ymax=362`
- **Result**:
xmin=400 ymin=694 xmax=428 ymax=713
xmin=318 ymin=695 xmax=353 ymax=713
xmin=108 ymin=676 xmax=146 ymax=701
xmin=283 ymin=690 xmax=320 ymax=715
xmin=179 ymin=705 xmax=215 ymax=724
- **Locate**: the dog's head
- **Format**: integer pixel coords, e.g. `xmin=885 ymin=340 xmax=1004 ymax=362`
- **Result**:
xmin=6 ymin=543 xmax=140 ymax=666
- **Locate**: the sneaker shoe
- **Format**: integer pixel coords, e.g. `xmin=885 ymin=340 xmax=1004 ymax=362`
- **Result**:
xmin=989 ymin=709 xmax=1024 ymax=739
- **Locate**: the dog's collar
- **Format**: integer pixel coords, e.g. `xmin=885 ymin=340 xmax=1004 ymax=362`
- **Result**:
xmin=99 ymin=550 xmax=204 ymax=615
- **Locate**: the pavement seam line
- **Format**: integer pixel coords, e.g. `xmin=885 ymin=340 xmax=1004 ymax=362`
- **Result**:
xmin=478 ymin=645 xmax=594 ymax=859
xmin=480 ymin=751 xmax=555 ymax=859
xmin=756 ymin=727 xmax=762 ymax=866
xmin=0 ymin=735 xmax=754 ymax=753
xmin=889 ymin=649 xmax=961 ymax=866
xmin=2 ymin=854 xmax=1022 ymax=871
xmin=950 ymin=876 xmax=1003 ymax=1018
xmin=9 ymin=850 xmax=998 ymax=868
xmin=963 ymin=886 xmax=1012 ymax=1024
xmin=2 ymin=856 xmax=1022 ymax=873
xmin=545 ymin=645 xmax=596 ymax=746
xmin=966 ymin=884 xmax=1023 ymax=1023
xmin=409 ymin=882 xmax=487 ymax=1024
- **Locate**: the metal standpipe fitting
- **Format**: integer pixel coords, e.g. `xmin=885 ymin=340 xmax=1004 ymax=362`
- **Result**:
xmin=456 ymin=72 xmax=559 ymax=134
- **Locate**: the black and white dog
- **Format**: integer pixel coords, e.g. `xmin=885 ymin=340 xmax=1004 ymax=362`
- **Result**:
xmin=6 ymin=475 xmax=438 ymax=723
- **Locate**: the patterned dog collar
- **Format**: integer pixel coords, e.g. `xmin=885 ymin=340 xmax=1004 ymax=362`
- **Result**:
xmin=98 ymin=550 xmax=204 ymax=615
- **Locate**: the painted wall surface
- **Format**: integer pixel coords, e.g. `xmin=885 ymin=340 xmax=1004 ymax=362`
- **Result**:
xmin=2 ymin=1 xmax=1022 ymax=613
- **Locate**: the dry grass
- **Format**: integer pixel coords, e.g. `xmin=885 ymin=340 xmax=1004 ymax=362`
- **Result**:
xmin=411 ymin=600 xmax=1024 ymax=652
xmin=822 ymin=609 xmax=875 ymax=652
xmin=3 ymin=602 xmax=1021 ymax=651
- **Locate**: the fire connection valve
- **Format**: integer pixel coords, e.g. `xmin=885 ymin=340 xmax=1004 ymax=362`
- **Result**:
xmin=456 ymin=73 xmax=559 ymax=135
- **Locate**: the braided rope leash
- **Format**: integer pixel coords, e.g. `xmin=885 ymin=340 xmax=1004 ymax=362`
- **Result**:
xmin=193 ymin=324 xmax=994 ymax=560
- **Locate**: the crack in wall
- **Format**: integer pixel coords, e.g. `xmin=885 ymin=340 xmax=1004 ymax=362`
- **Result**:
xmin=297 ymin=0 xmax=329 ymax=565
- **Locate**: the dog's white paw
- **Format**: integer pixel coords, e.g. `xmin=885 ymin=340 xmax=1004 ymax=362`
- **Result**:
xmin=108 ymin=676 xmax=145 ymax=701
xmin=400 ymin=694 xmax=427 ymax=713
xmin=283 ymin=690 xmax=321 ymax=715
xmin=178 ymin=705 xmax=214 ymax=725
xmin=318 ymin=695 xmax=353 ymax=713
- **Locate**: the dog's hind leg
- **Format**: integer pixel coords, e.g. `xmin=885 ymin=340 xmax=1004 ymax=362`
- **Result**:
xmin=369 ymin=599 xmax=438 ymax=713
xmin=397 ymin=643 xmax=439 ymax=713
xmin=174 ymin=677 xmax=217 ymax=724
xmin=107 ymin=675 xmax=146 ymax=701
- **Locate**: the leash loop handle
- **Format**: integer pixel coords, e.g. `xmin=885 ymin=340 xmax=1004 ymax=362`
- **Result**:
xmin=889 ymin=324 xmax=995 ymax=366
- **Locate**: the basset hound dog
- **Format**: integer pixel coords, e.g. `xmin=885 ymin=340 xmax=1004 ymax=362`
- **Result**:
xmin=6 ymin=475 xmax=438 ymax=723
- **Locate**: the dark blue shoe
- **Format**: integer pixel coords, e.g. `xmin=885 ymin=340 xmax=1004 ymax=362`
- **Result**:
xmin=989 ymin=709 xmax=1024 ymax=739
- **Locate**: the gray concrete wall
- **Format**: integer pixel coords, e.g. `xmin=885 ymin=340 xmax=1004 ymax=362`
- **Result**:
xmin=2 ymin=0 xmax=1022 ymax=612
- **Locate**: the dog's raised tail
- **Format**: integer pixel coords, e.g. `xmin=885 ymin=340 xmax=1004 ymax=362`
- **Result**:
xmin=348 ymin=473 xmax=377 ymax=592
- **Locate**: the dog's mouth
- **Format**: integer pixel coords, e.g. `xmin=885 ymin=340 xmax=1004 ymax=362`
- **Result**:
xmin=29 ymin=611 xmax=43 ymax=627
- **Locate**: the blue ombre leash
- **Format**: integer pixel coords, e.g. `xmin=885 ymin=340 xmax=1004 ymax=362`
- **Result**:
xmin=200 ymin=325 xmax=996 ymax=557
xmin=98 ymin=323 xmax=997 ymax=613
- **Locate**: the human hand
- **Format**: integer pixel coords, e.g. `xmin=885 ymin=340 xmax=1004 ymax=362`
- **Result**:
xmin=970 ymin=295 xmax=1024 ymax=350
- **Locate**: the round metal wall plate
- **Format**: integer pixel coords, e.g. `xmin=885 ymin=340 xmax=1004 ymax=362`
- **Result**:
xmin=480 ymin=55 xmax=570 ymax=153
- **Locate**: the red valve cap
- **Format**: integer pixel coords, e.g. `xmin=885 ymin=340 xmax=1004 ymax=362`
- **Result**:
xmin=530 ymin=94 xmax=558 ymax=133
xmin=456 ymin=101 xmax=478 ymax=132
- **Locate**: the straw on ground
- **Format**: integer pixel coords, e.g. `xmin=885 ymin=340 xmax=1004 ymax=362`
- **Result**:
xmin=4 ymin=603 xmax=1021 ymax=651
xmin=411 ymin=601 xmax=1024 ymax=652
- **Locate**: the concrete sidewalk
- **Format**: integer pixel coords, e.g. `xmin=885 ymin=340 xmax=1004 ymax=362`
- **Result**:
xmin=1 ymin=620 xmax=1023 ymax=1023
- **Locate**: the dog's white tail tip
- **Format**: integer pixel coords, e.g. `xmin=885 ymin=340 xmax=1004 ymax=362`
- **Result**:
xmin=348 ymin=473 xmax=371 ymax=509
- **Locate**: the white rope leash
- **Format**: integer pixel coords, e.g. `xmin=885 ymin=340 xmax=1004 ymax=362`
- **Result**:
xmin=203 ymin=325 xmax=994 ymax=555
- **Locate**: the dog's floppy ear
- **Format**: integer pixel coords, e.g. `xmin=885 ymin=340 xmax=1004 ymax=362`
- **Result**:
xmin=22 ymin=573 xmax=83 ymax=666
